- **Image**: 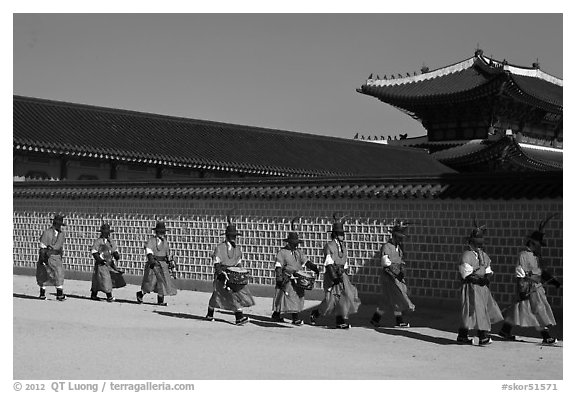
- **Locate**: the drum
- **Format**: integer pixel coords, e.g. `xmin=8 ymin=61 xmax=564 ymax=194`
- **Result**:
xmin=225 ymin=266 xmax=250 ymax=285
xmin=294 ymin=270 xmax=315 ymax=290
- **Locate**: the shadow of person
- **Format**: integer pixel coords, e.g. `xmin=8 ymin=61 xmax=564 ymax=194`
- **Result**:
xmin=153 ymin=310 xmax=221 ymax=322
xmin=13 ymin=293 xmax=44 ymax=300
xmin=375 ymin=327 xmax=459 ymax=346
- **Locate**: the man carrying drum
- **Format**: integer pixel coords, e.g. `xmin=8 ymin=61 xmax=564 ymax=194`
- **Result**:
xmin=90 ymin=223 xmax=126 ymax=302
xmin=370 ymin=220 xmax=415 ymax=328
xmin=272 ymin=218 xmax=320 ymax=325
xmin=309 ymin=213 xmax=361 ymax=329
xmin=136 ymin=221 xmax=178 ymax=306
xmin=456 ymin=221 xmax=503 ymax=345
xmin=205 ymin=213 xmax=255 ymax=325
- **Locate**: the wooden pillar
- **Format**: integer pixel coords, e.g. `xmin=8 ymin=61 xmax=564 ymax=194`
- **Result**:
xmin=110 ymin=161 xmax=118 ymax=180
xmin=59 ymin=156 xmax=68 ymax=180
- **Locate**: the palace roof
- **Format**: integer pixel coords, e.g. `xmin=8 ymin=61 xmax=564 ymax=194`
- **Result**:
xmin=357 ymin=51 xmax=562 ymax=116
xmin=13 ymin=172 xmax=562 ymax=200
xmin=13 ymin=95 xmax=454 ymax=178
xmin=431 ymin=136 xmax=562 ymax=172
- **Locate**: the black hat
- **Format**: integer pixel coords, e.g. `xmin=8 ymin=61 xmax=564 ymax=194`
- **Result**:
xmin=153 ymin=221 xmax=167 ymax=232
xmin=99 ymin=223 xmax=114 ymax=233
xmin=526 ymin=213 xmax=558 ymax=247
xmin=329 ymin=213 xmax=346 ymax=235
xmin=284 ymin=232 xmax=303 ymax=244
xmin=526 ymin=230 xmax=546 ymax=246
xmin=222 ymin=211 xmax=241 ymax=236
xmin=391 ymin=221 xmax=409 ymax=238
xmin=284 ymin=217 xmax=303 ymax=243
xmin=284 ymin=217 xmax=304 ymax=244
xmin=468 ymin=219 xmax=486 ymax=244
xmin=52 ymin=214 xmax=66 ymax=226
xmin=224 ymin=224 xmax=240 ymax=237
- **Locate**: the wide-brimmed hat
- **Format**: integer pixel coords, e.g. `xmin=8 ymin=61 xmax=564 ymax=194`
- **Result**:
xmin=99 ymin=223 xmax=114 ymax=233
xmin=283 ymin=217 xmax=303 ymax=243
xmin=52 ymin=214 xmax=66 ymax=226
xmin=526 ymin=214 xmax=558 ymax=247
xmin=468 ymin=219 xmax=486 ymax=244
xmin=283 ymin=231 xmax=303 ymax=244
xmin=224 ymin=224 xmax=241 ymax=237
xmin=329 ymin=213 xmax=346 ymax=235
xmin=222 ymin=211 xmax=241 ymax=236
xmin=526 ymin=230 xmax=546 ymax=246
xmin=391 ymin=224 xmax=408 ymax=238
xmin=153 ymin=221 xmax=167 ymax=232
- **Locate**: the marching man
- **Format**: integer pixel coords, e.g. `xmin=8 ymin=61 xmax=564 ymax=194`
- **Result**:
xmin=309 ymin=213 xmax=361 ymax=329
xmin=205 ymin=212 xmax=255 ymax=325
xmin=370 ymin=221 xmax=415 ymax=328
xmin=136 ymin=221 xmax=178 ymax=306
xmin=456 ymin=222 xmax=503 ymax=345
xmin=272 ymin=218 xmax=320 ymax=325
xmin=498 ymin=215 xmax=561 ymax=345
xmin=36 ymin=214 xmax=67 ymax=301
xmin=90 ymin=223 xmax=126 ymax=302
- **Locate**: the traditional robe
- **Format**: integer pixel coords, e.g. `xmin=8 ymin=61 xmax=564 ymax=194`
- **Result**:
xmin=458 ymin=247 xmax=503 ymax=331
xmin=208 ymin=241 xmax=255 ymax=310
xmin=316 ymin=239 xmax=361 ymax=318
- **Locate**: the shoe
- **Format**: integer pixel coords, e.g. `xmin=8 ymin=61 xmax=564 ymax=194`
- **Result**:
xmin=309 ymin=311 xmax=318 ymax=326
xmin=157 ymin=302 xmax=168 ymax=306
xmin=497 ymin=330 xmax=516 ymax=341
xmin=369 ymin=319 xmax=380 ymax=328
xmin=204 ymin=315 xmax=215 ymax=322
xmin=91 ymin=295 xmax=100 ymax=301
xmin=478 ymin=337 xmax=493 ymax=346
xmin=271 ymin=315 xmax=286 ymax=323
xmin=336 ymin=323 xmax=351 ymax=329
xmin=542 ymin=337 xmax=558 ymax=345
xmin=39 ymin=289 xmax=46 ymax=300
xmin=56 ymin=295 xmax=67 ymax=301
xmin=395 ymin=322 xmax=410 ymax=328
xmin=136 ymin=291 xmax=143 ymax=304
xmin=235 ymin=316 xmax=250 ymax=326
xmin=292 ymin=319 xmax=304 ymax=326
xmin=106 ymin=297 xmax=115 ymax=303
xmin=456 ymin=336 xmax=473 ymax=345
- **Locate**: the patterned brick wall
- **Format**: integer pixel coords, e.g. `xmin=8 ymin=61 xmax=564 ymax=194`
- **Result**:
xmin=13 ymin=197 xmax=563 ymax=308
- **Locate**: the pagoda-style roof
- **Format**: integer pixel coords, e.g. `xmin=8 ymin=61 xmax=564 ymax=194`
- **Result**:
xmin=431 ymin=136 xmax=562 ymax=172
xmin=357 ymin=51 xmax=563 ymax=117
xmin=13 ymin=95 xmax=454 ymax=178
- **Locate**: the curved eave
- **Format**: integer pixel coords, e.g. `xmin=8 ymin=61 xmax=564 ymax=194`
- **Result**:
xmin=436 ymin=137 xmax=562 ymax=172
xmin=12 ymin=140 xmax=336 ymax=178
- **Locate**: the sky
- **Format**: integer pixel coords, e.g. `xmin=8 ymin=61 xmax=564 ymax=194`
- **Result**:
xmin=12 ymin=12 xmax=563 ymax=140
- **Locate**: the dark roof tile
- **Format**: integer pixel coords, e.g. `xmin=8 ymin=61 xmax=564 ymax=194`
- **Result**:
xmin=14 ymin=95 xmax=454 ymax=178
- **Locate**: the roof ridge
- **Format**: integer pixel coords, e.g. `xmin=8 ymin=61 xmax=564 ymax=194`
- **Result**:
xmin=477 ymin=55 xmax=562 ymax=86
xmin=365 ymin=57 xmax=476 ymax=87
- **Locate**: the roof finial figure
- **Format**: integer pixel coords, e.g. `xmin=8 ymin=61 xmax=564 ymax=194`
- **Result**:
xmin=475 ymin=44 xmax=483 ymax=57
xmin=421 ymin=63 xmax=429 ymax=73
xmin=533 ymin=58 xmax=540 ymax=69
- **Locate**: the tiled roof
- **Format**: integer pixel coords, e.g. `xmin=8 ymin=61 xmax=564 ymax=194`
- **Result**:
xmin=431 ymin=136 xmax=562 ymax=172
xmin=13 ymin=172 xmax=562 ymax=200
xmin=358 ymin=55 xmax=562 ymax=113
xmin=13 ymin=95 xmax=454 ymax=178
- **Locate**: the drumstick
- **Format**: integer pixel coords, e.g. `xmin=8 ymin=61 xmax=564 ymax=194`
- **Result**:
xmin=223 ymin=271 xmax=231 ymax=291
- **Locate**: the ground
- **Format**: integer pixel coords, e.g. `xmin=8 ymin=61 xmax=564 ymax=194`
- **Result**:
xmin=13 ymin=275 xmax=562 ymax=381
